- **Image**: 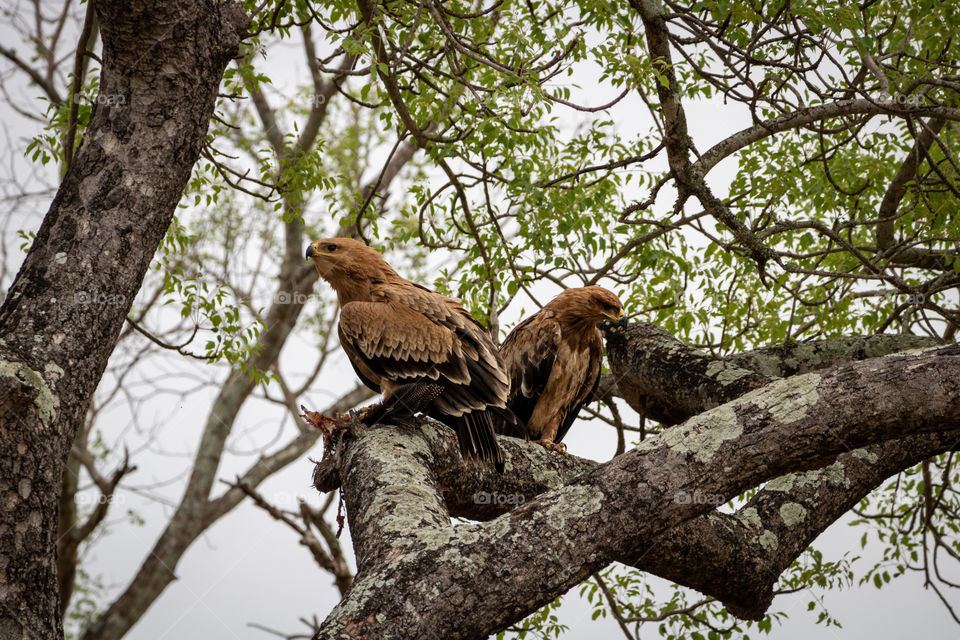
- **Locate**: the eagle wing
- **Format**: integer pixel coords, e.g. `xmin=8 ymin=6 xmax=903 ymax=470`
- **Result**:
xmin=370 ymin=283 xmax=509 ymax=412
xmin=553 ymin=329 xmax=603 ymax=444
xmin=501 ymin=310 xmax=604 ymax=444
xmin=499 ymin=310 xmax=562 ymax=434
xmin=337 ymin=299 xmax=471 ymax=391
xmin=338 ymin=281 xmax=511 ymax=415
xmin=339 ymin=282 xmax=513 ymax=470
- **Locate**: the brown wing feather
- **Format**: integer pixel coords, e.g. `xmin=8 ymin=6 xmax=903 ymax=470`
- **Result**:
xmin=338 ymin=300 xmax=470 ymax=387
xmin=369 ymin=283 xmax=509 ymax=407
xmin=554 ymin=328 xmax=603 ymax=444
xmin=337 ymin=329 xmax=381 ymax=393
xmin=339 ymin=282 xmax=516 ymax=469
xmin=498 ymin=311 xmax=561 ymax=436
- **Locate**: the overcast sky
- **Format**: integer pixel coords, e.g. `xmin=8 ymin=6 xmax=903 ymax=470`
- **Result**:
xmin=1 ymin=6 xmax=958 ymax=639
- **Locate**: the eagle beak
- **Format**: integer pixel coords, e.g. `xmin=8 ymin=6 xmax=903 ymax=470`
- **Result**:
xmin=602 ymin=309 xmax=627 ymax=327
xmin=599 ymin=309 xmax=627 ymax=331
xmin=603 ymin=309 xmax=625 ymax=322
xmin=306 ymin=243 xmax=336 ymax=260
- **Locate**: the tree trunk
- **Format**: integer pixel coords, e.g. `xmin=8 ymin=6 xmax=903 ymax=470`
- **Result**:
xmin=0 ymin=2 xmax=247 ymax=637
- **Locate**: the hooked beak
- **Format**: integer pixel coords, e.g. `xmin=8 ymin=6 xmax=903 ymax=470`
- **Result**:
xmin=602 ymin=308 xmax=626 ymax=322
xmin=305 ymin=243 xmax=334 ymax=260
xmin=600 ymin=309 xmax=627 ymax=330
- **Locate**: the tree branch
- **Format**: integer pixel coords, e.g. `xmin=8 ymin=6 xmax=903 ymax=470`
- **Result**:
xmin=694 ymin=105 xmax=960 ymax=179
xmin=336 ymin=411 xmax=960 ymax=620
xmin=603 ymin=323 xmax=943 ymax=423
xmin=313 ymin=341 xmax=960 ymax=638
xmin=0 ymin=44 xmax=64 ymax=104
xmin=632 ymin=0 xmax=776 ymax=273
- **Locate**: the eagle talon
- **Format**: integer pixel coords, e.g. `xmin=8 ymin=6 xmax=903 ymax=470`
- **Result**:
xmin=354 ymin=401 xmax=398 ymax=427
xmin=535 ymin=439 xmax=568 ymax=456
xmin=353 ymin=405 xmax=377 ymax=422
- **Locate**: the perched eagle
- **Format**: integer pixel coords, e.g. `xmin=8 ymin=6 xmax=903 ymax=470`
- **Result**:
xmin=306 ymin=238 xmax=518 ymax=471
xmin=498 ymin=286 xmax=624 ymax=452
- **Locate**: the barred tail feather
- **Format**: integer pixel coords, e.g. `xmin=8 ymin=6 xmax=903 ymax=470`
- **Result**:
xmin=454 ymin=411 xmax=505 ymax=473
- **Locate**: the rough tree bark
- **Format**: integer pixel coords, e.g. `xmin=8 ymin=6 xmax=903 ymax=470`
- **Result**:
xmin=0 ymin=2 xmax=247 ymax=637
xmin=310 ymin=324 xmax=959 ymax=639
xmin=602 ymin=322 xmax=941 ymax=425
xmin=601 ymin=324 xmax=955 ymax=617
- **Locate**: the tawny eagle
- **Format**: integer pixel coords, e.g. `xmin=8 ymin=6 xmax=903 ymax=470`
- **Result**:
xmin=306 ymin=238 xmax=519 ymax=471
xmin=498 ymin=286 xmax=624 ymax=452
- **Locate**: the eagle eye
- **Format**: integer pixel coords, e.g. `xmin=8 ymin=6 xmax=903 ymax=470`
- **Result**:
xmin=326 ymin=243 xmax=337 ymax=252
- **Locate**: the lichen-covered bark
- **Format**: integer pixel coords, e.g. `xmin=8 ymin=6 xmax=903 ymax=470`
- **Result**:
xmin=603 ymin=322 xmax=772 ymax=424
xmin=602 ymin=322 xmax=940 ymax=424
xmin=315 ymin=342 xmax=960 ymax=639
xmin=401 ymin=419 xmax=960 ymax=620
xmin=639 ymin=431 xmax=960 ymax=618
xmin=600 ymin=323 xmax=954 ymax=615
xmin=0 ymin=2 xmax=247 ymax=637
xmin=726 ymin=333 xmax=941 ymax=378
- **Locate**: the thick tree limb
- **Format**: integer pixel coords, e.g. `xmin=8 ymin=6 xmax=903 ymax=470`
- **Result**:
xmin=604 ymin=322 xmax=769 ymax=425
xmin=599 ymin=323 xmax=953 ymax=615
xmin=313 ymin=341 xmax=960 ymax=639
xmin=602 ymin=323 xmax=942 ymax=423
xmin=353 ymin=416 xmax=960 ymax=620
xmin=640 ymin=431 xmax=960 ymax=619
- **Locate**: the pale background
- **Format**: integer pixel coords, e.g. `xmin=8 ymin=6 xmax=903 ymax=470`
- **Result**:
xmin=0 ymin=8 xmax=956 ymax=639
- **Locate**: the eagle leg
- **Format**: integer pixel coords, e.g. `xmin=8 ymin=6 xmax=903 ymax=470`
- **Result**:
xmin=534 ymin=438 xmax=569 ymax=457
xmin=358 ymin=383 xmax=445 ymax=426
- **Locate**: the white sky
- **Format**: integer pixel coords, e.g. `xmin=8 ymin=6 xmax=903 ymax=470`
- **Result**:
xmin=1 ymin=6 xmax=958 ymax=640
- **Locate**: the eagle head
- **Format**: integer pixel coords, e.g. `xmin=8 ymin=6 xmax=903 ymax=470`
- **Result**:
xmin=552 ymin=286 xmax=626 ymax=328
xmin=305 ymin=237 xmax=400 ymax=302
xmin=306 ymin=237 xmax=391 ymax=274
